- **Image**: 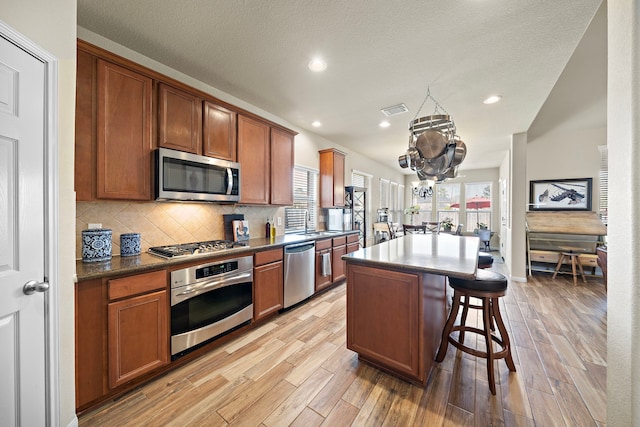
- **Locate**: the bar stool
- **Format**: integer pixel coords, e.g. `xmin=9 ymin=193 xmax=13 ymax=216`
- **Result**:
xmin=436 ymin=270 xmax=516 ymax=395
xmin=552 ymin=250 xmax=586 ymax=285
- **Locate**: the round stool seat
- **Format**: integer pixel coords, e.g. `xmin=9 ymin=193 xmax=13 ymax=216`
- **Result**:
xmin=449 ymin=269 xmax=507 ymax=293
xmin=478 ymin=251 xmax=494 ymax=268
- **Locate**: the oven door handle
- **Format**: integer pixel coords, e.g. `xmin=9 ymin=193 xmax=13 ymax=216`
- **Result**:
xmin=176 ymin=272 xmax=252 ymax=296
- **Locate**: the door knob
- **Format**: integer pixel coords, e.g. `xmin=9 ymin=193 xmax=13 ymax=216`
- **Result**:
xmin=23 ymin=280 xmax=50 ymax=295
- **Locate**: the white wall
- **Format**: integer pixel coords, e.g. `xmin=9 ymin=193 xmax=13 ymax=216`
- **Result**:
xmin=499 ymin=152 xmax=511 ymax=265
xmin=607 ymin=0 xmax=640 ymax=424
xmin=527 ymin=126 xmax=605 ymax=208
xmin=1 ymin=2 xmax=77 ymax=426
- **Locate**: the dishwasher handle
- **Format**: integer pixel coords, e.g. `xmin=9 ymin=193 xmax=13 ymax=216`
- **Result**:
xmin=284 ymin=242 xmax=315 ymax=253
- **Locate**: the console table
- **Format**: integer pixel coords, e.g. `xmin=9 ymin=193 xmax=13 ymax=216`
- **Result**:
xmin=526 ymin=211 xmax=607 ymax=276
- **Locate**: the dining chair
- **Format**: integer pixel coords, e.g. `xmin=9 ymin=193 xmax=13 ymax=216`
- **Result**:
xmin=422 ymin=221 xmax=441 ymax=234
xmin=478 ymin=228 xmax=491 ymax=251
xmin=373 ymin=222 xmax=396 ymax=242
xmin=403 ymin=224 xmax=427 ymax=234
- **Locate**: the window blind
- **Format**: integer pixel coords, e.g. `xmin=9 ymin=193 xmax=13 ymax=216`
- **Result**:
xmin=598 ymin=145 xmax=608 ymax=225
xmin=285 ymin=167 xmax=318 ymax=232
xmin=352 ymin=171 xmax=366 ymax=188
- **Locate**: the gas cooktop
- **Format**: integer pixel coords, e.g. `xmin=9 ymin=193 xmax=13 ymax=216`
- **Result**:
xmin=148 ymin=240 xmax=247 ymax=259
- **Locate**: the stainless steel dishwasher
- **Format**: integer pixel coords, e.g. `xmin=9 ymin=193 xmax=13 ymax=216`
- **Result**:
xmin=283 ymin=241 xmax=316 ymax=308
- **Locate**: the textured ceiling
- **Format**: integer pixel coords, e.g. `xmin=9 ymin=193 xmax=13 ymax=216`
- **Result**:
xmin=77 ymin=0 xmax=603 ymax=174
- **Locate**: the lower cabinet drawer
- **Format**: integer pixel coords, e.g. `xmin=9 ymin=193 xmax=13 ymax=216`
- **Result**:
xmin=529 ymin=250 xmax=560 ymax=263
xmin=579 ymin=254 xmax=598 ymax=267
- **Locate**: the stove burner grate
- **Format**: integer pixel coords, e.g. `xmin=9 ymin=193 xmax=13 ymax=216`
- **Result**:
xmin=148 ymin=240 xmax=246 ymax=258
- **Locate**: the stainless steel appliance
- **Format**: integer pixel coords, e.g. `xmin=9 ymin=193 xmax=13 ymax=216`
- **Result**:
xmin=170 ymin=255 xmax=253 ymax=359
xmin=155 ymin=147 xmax=240 ymax=202
xmin=326 ymin=208 xmax=344 ymax=231
xmin=283 ymin=242 xmax=316 ymax=308
xmin=148 ymin=239 xmax=246 ymax=259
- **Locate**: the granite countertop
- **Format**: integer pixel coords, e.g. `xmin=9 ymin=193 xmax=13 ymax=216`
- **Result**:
xmin=76 ymin=230 xmax=359 ymax=282
xmin=342 ymin=233 xmax=479 ymax=280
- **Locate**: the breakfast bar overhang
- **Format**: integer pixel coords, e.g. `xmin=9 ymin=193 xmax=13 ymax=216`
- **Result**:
xmin=342 ymin=233 xmax=480 ymax=386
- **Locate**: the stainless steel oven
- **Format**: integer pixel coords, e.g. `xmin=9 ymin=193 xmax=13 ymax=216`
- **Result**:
xmin=170 ymin=255 xmax=253 ymax=359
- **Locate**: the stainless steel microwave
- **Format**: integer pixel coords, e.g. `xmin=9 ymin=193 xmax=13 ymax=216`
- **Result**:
xmin=155 ymin=148 xmax=240 ymax=202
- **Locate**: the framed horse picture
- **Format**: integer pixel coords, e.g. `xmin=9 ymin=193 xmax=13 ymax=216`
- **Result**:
xmin=529 ymin=178 xmax=592 ymax=211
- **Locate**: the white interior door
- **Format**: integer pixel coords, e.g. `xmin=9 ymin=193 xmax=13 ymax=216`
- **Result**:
xmin=0 ymin=35 xmax=47 ymax=426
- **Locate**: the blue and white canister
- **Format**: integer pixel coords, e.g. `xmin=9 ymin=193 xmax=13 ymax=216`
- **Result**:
xmin=82 ymin=229 xmax=112 ymax=262
xmin=120 ymin=233 xmax=141 ymax=257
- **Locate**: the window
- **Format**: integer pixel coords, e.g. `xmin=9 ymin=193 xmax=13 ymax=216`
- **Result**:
xmin=379 ymin=178 xmax=390 ymax=208
xmin=396 ymin=184 xmax=405 ymax=224
xmin=464 ymin=182 xmax=492 ymax=232
xmin=436 ymin=183 xmax=460 ymax=226
xmin=598 ymin=145 xmax=608 ymax=225
xmin=285 ymin=166 xmax=318 ymax=233
xmin=351 ymin=170 xmax=369 ymax=188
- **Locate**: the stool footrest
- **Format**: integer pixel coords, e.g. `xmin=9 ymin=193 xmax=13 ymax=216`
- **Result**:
xmin=447 ymin=326 xmax=511 ymax=360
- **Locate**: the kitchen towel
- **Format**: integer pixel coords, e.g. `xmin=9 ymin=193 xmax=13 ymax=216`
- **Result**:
xmin=321 ymin=252 xmax=332 ymax=277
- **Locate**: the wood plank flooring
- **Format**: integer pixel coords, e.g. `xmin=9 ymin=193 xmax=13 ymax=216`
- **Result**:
xmin=79 ymin=258 xmax=607 ymax=426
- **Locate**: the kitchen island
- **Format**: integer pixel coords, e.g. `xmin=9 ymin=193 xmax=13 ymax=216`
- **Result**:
xmin=342 ymin=233 xmax=479 ymax=386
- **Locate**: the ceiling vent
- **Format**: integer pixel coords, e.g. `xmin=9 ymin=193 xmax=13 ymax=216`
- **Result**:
xmin=381 ymin=103 xmax=409 ymax=117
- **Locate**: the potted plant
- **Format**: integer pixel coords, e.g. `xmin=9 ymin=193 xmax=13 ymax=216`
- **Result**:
xmin=442 ymin=217 xmax=454 ymax=232
xmin=477 ymin=222 xmax=488 ymax=230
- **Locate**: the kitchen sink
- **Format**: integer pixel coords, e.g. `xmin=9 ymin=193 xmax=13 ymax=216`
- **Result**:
xmin=295 ymin=231 xmax=342 ymax=237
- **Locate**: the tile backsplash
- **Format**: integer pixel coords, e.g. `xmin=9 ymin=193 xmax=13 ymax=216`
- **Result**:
xmin=76 ymin=201 xmax=284 ymax=259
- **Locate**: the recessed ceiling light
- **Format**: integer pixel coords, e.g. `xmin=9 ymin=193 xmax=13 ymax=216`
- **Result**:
xmin=312 ymin=121 xmax=322 ymax=127
xmin=483 ymin=95 xmax=502 ymax=104
xmin=308 ymin=58 xmax=327 ymax=72
xmin=379 ymin=121 xmax=391 ymax=128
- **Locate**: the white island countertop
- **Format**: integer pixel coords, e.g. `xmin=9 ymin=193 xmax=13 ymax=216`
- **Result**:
xmin=342 ymin=233 xmax=480 ymax=280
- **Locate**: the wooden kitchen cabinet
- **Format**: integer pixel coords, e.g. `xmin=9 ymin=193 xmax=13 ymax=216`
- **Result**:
xmin=75 ymin=278 xmax=107 ymax=409
xmin=108 ymin=290 xmax=169 ymax=388
xmin=315 ymin=238 xmax=333 ymax=292
xmin=107 ymin=270 xmax=168 ymax=389
xmin=270 ymin=127 xmax=295 ymax=205
xmin=75 ymin=269 xmax=168 ymax=410
xmin=96 ymin=58 xmax=154 ymax=200
xmin=238 ymin=114 xmax=296 ymax=205
xmin=253 ymin=248 xmax=284 ymax=321
xmin=238 ymin=114 xmax=271 ymax=204
xmin=75 ymin=48 xmax=97 ymax=200
xmin=347 ymin=233 xmax=360 ymax=254
xmin=203 ymin=100 xmax=237 ymax=160
xmin=319 ymin=148 xmax=346 ymax=208
xmin=158 ymin=83 xmax=202 ymax=154
xmin=331 ymin=236 xmax=347 ymax=283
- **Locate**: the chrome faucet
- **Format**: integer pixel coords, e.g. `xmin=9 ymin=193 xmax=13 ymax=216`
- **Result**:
xmin=304 ymin=209 xmax=311 ymax=234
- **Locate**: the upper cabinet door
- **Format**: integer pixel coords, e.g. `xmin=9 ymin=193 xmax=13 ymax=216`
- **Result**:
xmin=203 ymin=101 xmax=237 ymax=161
xmin=238 ymin=115 xmax=270 ymax=204
xmin=270 ymin=128 xmax=295 ymax=206
xmin=319 ymin=148 xmax=346 ymax=208
xmin=158 ymin=83 xmax=202 ymax=154
xmin=75 ymin=49 xmax=96 ymax=201
xmin=96 ymin=59 xmax=153 ymax=200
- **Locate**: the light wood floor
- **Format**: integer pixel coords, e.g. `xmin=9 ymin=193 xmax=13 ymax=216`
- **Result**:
xmin=79 ymin=259 xmax=607 ymax=426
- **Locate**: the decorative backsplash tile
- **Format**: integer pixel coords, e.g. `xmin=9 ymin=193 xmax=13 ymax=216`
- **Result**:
xmin=76 ymin=201 xmax=284 ymax=259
